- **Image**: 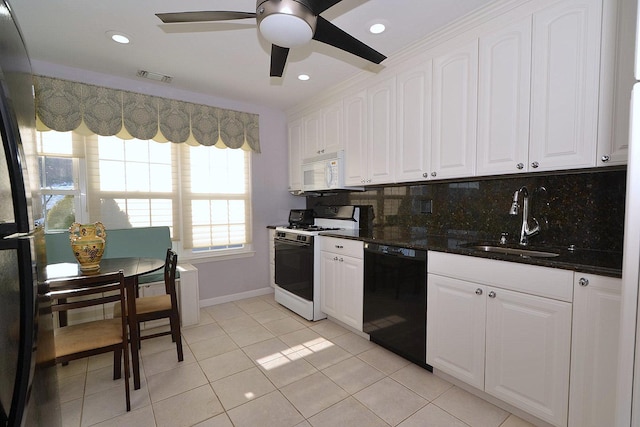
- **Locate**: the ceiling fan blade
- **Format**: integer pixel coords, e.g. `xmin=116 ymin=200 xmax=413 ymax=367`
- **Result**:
xmin=298 ymin=0 xmax=343 ymax=15
xmin=270 ymin=45 xmax=290 ymax=77
xmin=313 ymin=16 xmax=386 ymax=64
xmin=156 ymin=11 xmax=256 ymax=24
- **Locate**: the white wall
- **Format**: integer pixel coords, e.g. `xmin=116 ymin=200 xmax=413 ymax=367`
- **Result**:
xmin=31 ymin=60 xmax=306 ymax=302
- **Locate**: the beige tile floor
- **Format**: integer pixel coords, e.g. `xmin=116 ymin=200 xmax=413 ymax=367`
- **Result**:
xmin=57 ymin=293 xmax=537 ymax=427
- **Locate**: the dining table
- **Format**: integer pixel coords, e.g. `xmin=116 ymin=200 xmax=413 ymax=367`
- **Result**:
xmin=43 ymin=257 xmax=165 ymax=390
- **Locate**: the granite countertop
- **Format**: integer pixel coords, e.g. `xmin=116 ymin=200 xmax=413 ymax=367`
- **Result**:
xmin=319 ymin=227 xmax=623 ymax=279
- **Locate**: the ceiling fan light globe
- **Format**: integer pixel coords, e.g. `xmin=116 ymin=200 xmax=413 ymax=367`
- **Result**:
xmin=256 ymin=0 xmax=316 ymax=48
xmin=260 ymin=14 xmax=313 ymax=47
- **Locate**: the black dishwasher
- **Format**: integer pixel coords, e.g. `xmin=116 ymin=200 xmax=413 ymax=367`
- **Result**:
xmin=363 ymin=243 xmax=430 ymax=370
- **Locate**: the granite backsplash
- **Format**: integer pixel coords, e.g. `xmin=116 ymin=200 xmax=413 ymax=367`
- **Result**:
xmin=306 ymin=168 xmax=627 ymax=253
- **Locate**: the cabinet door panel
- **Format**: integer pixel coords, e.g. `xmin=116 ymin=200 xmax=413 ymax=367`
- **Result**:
xmin=322 ymin=100 xmax=343 ymax=155
xmin=569 ymin=275 xmax=621 ymax=427
xmin=303 ymin=111 xmax=322 ymax=160
xmin=485 ymin=287 xmax=571 ymax=427
xmin=530 ymin=0 xmax=601 ymax=170
xmin=288 ymin=119 xmax=303 ymax=192
xmin=368 ymin=77 xmax=396 ymax=184
xmin=396 ymin=61 xmax=432 ymax=183
xmin=477 ymin=18 xmax=531 ymax=176
xmin=339 ymin=255 xmax=364 ymax=331
xmin=427 ymin=274 xmax=486 ymax=389
xmin=320 ymin=251 xmax=339 ymax=318
xmin=432 ymin=40 xmax=478 ymax=179
xmin=344 ymin=91 xmax=367 ymax=186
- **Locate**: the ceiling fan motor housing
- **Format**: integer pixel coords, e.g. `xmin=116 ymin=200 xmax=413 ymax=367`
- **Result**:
xmin=256 ymin=0 xmax=317 ymax=48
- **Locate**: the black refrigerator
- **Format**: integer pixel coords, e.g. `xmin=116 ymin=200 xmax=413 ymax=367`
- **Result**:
xmin=0 ymin=1 xmax=61 ymax=426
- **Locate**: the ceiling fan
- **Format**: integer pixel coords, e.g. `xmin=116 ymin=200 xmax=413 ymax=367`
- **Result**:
xmin=156 ymin=0 xmax=387 ymax=77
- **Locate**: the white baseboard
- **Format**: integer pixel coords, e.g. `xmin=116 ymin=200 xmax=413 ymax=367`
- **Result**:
xmin=199 ymin=287 xmax=274 ymax=308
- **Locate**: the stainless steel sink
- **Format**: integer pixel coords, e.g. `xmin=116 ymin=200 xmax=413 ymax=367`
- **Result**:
xmin=466 ymin=245 xmax=560 ymax=258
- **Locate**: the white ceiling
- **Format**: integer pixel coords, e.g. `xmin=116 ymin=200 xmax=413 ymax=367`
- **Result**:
xmin=10 ymin=0 xmax=495 ymax=111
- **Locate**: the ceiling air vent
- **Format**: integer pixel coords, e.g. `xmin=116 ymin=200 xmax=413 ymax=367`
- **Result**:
xmin=136 ymin=70 xmax=173 ymax=83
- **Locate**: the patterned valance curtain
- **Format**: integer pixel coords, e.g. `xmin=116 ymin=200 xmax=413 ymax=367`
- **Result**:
xmin=33 ymin=75 xmax=261 ymax=152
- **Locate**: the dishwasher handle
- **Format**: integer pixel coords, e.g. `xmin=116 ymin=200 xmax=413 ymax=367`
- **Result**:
xmin=364 ymin=242 xmax=426 ymax=261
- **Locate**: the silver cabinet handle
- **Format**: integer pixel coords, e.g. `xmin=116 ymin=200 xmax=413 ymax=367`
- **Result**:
xmin=422 ymin=172 xmax=428 ymax=178
xmin=333 ymin=256 xmax=339 ymax=261
xmin=488 ymin=291 xmax=496 ymax=298
xmin=579 ymin=277 xmax=589 ymax=287
xmin=475 ymin=288 xmax=483 ymax=296
xmin=516 ymin=163 xmax=524 ymax=170
xmin=431 ymin=171 xmax=437 ymax=177
xmin=339 ymin=258 xmax=344 ymax=262
xmin=601 ymin=155 xmax=610 ymax=163
xmin=335 ymin=245 xmax=343 ymax=249
xmin=531 ymin=161 xmax=539 ymax=169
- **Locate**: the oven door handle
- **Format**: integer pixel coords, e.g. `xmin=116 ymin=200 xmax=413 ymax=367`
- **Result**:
xmin=274 ymin=239 xmax=312 ymax=248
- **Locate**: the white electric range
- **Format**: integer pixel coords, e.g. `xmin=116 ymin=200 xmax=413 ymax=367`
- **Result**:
xmin=274 ymin=206 xmax=361 ymax=321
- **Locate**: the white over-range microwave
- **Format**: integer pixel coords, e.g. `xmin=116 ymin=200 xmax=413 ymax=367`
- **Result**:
xmin=301 ymin=150 xmax=353 ymax=192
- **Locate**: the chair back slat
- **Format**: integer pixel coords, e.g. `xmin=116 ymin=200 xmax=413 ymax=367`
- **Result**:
xmin=164 ymin=249 xmax=178 ymax=294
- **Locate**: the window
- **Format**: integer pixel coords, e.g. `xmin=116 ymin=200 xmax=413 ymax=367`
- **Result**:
xmin=37 ymin=132 xmax=87 ymax=232
xmin=85 ymin=136 xmax=177 ymax=234
xmin=37 ymin=131 xmax=252 ymax=257
xmin=181 ymin=145 xmax=250 ymax=250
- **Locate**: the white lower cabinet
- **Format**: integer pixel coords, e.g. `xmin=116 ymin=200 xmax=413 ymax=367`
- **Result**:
xmin=427 ymin=275 xmax=487 ymax=389
xmin=484 ymin=287 xmax=571 ymax=426
xmin=427 ymin=252 xmax=573 ymax=427
xmin=319 ymin=237 xmax=364 ymax=331
xmin=568 ymin=274 xmax=622 ymax=427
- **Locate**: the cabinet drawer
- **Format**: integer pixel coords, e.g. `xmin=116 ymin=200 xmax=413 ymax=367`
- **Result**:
xmin=428 ymin=251 xmax=573 ymax=302
xmin=319 ymin=236 xmax=363 ymax=258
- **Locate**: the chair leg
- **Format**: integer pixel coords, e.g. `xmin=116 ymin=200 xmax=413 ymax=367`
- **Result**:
xmin=113 ymin=348 xmax=122 ymax=380
xmin=169 ymin=313 xmax=183 ymax=362
xmin=122 ymin=342 xmax=131 ymax=412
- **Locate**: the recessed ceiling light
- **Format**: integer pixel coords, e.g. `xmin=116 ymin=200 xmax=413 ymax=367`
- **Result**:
xmin=369 ymin=23 xmax=386 ymax=34
xmin=298 ymin=74 xmax=310 ymax=81
xmin=106 ymin=31 xmax=131 ymax=44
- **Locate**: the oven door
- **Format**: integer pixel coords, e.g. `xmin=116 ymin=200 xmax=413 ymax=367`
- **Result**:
xmin=274 ymin=237 xmax=314 ymax=301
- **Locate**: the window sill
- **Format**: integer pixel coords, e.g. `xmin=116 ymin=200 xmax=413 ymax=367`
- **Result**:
xmin=181 ymin=249 xmax=255 ymax=265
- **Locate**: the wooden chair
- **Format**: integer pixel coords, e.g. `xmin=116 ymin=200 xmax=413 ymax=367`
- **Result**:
xmin=49 ymin=270 xmax=130 ymax=411
xmin=130 ymin=249 xmax=183 ymax=361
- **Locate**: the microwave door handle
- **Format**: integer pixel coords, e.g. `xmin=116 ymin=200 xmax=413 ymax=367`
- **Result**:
xmin=326 ymin=162 xmax=333 ymax=188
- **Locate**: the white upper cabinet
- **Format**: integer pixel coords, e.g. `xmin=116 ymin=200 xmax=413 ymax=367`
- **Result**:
xmin=431 ymin=39 xmax=478 ymax=180
xmin=288 ymin=0 xmax=621 ymax=185
xmin=597 ymin=0 xmax=635 ymax=166
xmin=395 ymin=60 xmax=433 ymax=183
xmin=477 ymin=18 xmax=532 ymax=176
xmin=529 ymin=0 xmax=602 ymax=171
xmin=321 ymin=100 xmax=343 ymax=156
xmin=343 ymin=90 xmax=368 ymax=186
xmin=287 ymin=118 xmax=303 ymax=192
xmin=301 ymin=100 xmax=344 ymax=160
xmin=367 ymin=76 xmax=396 ymax=184
xmin=302 ymin=110 xmax=321 ymax=160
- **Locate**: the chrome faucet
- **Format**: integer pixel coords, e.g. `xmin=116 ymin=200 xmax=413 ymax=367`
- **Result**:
xmin=509 ymin=186 xmax=540 ymax=246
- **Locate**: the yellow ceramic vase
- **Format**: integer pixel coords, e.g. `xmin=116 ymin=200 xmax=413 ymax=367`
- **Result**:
xmin=69 ymin=222 xmax=107 ymax=272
